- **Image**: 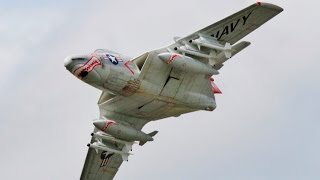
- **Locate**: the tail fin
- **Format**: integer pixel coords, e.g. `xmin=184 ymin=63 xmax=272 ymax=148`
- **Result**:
xmin=139 ymin=131 xmax=159 ymax=146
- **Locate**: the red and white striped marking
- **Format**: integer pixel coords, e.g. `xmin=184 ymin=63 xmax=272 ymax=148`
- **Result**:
xmin=102 ymin=120 xmax=116 ymax=131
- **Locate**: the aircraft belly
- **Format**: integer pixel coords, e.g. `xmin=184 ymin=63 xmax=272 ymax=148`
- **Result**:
xmin=136 ymin=49 xmax=216 ymax=111
xmin=138 ymin=51 xmax=172 ymax=95
xmin=99 ymin=48 xmax=216 ymax=120
xmin=160 ymin=77 xmax=181 ymax=98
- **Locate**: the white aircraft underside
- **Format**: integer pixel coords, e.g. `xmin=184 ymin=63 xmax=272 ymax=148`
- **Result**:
xmin=64 ymin=2 xmax=283 ymax=180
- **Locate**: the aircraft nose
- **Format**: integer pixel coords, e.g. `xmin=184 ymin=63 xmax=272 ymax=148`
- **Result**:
xmin=64 ymin=56 xmax=73 ymax=67
xmin=63 ymin=54 xmax=89 ymax=71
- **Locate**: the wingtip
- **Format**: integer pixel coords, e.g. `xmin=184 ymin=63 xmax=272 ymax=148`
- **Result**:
xmin=257 ymin=2 xmax=284 ymax=12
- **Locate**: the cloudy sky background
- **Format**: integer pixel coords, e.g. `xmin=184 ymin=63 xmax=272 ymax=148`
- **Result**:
xmin=1 ymin=0 xmax=319 ymax=179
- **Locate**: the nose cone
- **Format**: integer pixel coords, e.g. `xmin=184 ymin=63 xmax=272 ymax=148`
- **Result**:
xmin=93 ymin=119 xmax=107 ymax=130
xmin=63 ymin=54 xmax=89 ymax=71
xmin=64 ymin=56 xmax=73 ymax=67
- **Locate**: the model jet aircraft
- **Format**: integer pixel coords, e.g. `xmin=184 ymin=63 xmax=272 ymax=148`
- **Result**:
xmin=64 ymin=2 xmax=283 ymax=179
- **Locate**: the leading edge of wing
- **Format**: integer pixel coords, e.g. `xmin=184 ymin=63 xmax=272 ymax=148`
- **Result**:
xmin=176 ymin=2 xmax=283 ymax=45
xmin=199 ymin=2 xmax=284 ymax=33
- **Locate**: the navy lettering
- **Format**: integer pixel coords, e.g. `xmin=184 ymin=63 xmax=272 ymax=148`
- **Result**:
xmin=230 ymin=19 xmax=240 ymax=32
xmin=242 ymin=12 xmax=252 ymax=25
xmin=218 ymin=26 xmax=229 ymax=39
xmin=210 ymin=11 xmax=252 ymax=39
xmin=215 ymin=30 xmax=220 ymax=39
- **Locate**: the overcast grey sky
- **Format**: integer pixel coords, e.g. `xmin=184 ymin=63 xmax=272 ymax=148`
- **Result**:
xmin=0 ymin=0 xmax=319 ymax=179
